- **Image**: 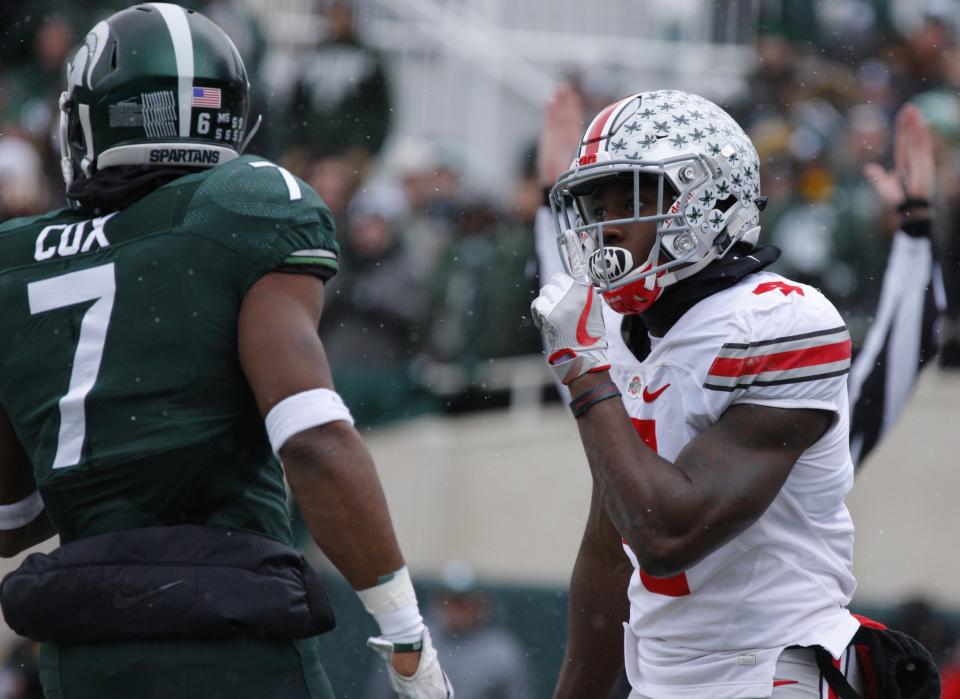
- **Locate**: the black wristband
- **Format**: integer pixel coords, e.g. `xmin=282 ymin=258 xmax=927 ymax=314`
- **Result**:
xmin=901 ymin=218 xmax=933 ymax=238
xmin=569 ymin=381 xmax=622 ymax=418
xmin=896 ymin=197 xmax=931 ymax=214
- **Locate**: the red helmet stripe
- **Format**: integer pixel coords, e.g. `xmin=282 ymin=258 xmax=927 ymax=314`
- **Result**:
xmin=581 ymin=95 xmax=635 ymax=158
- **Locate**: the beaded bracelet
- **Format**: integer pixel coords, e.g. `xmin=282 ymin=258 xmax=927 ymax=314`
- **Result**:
xmin=569 ymin=381 xmax=622 ymax=418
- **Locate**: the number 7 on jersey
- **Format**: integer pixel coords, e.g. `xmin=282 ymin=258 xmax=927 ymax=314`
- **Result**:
xmin=27 ymin=263 xmax=116 ymax=469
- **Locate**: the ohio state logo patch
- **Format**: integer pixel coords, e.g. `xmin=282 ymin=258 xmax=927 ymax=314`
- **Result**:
xmin=627 ymin=375 xmax=642 ymax=399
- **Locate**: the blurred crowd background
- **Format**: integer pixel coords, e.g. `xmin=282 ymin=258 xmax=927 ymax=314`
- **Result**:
xmin=1 ymin=0 xmax=960 ymax=696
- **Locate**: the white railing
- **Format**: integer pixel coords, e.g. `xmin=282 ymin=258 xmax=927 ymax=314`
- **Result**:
xmin=246 ymin=0 xmax=759 ymax=195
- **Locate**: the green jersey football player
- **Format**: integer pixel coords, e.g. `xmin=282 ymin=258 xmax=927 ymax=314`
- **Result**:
xmin=0 ymin=4 xmax=452 ymax=698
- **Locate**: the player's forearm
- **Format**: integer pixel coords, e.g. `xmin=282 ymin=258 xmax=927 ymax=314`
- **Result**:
xmin=281 ymin=422 xmax=405 ymax=589
xmin=569 ymin=372 xmax=707 ymax=574
xmin=553 ymin=536 xmax=631 ymax=698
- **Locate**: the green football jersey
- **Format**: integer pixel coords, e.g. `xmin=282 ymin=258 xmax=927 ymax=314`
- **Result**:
xmin=0 ymin=155 xmax=339 ymax=545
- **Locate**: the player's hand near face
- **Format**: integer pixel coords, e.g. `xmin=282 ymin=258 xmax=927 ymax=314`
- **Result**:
xmin=531 ymin=273 xmax=610 ymax=385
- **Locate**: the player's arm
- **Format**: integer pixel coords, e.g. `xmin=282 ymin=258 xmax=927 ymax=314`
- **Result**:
xmin=568 ymin=371 xmax=829 ymax=576
xmin=553 ymin=484 xmax=630 ymax=699
xmin=0 ymin=406 xmax=56 ymax=558
xmin=238 ymin=272 xmax=451 ymax=693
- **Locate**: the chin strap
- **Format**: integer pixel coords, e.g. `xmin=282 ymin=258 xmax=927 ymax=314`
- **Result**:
xmin=658 ymin=199 xmax=761 ymax=288
xmin=238 ymin=114 xmax=262 ymax=155
xmin=658 ymin=246 xmax=720 ymax=287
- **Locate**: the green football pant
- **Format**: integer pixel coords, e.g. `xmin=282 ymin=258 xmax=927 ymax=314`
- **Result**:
xmin=39 ymin=636 xmax=335 ymax=698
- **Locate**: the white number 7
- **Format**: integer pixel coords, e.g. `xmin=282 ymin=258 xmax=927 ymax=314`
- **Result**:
xmin=27 ymin=263 xmax=116 ymax=469
xmin=249 ymin=161 xmax=302 ymax=201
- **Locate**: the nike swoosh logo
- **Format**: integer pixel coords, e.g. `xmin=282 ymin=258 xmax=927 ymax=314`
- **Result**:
xmin=642 ymin=383 xmax=670 ymax=402
xmin=575 ymin=289 xmax=601 ymax=345
xmin=112 ymin=579 xmax=187 ymax=610
xmin=773 ymin=680 xmax=799 ymax=687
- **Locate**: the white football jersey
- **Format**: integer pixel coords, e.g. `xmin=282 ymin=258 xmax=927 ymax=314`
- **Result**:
xmin=609 ymin=271 xmax=860 ymax=698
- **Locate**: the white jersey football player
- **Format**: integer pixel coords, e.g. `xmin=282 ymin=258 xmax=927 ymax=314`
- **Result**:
xmin=532 ymin=90 xmax=866 ymax=698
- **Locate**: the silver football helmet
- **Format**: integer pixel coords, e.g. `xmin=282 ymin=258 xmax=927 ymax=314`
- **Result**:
xmin=550 ymin=90 xmax=763 ymax=314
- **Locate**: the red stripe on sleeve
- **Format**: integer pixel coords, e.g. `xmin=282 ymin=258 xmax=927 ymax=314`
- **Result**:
xmin=708 ymin=339 xmax=852 ymax=378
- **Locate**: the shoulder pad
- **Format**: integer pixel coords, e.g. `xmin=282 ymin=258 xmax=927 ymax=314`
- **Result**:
xmin=181 ymin=155 xmax=339 ymax=280
xmin=187 ymin=155 xmax=332 ymax=229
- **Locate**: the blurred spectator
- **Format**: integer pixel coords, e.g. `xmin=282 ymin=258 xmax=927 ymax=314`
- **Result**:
xmin=892 ymin=12 xmax=956 ymax=104
xmin=383 ymin=138 xmax=463 ymax=279
xmin=425 ymin=193 xmax=541 ymax=366
xmin=0 ymin=134 xmax=51 ymax=219
xmin=0 ymin=640 xmax=41 ymax=699
xmin=1 ymin=13 xmax=76 ymax=201
xmin=321 ymin=182 xmax=434 ymax=425
xmin=288 ymin=0 xmax=392 ymax=172
xmin=366 ymin=561 xmax=534 ymax=699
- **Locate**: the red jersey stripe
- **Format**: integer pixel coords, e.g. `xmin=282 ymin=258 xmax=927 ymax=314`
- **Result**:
xmin=639 ymin=570 xmax=691 ymax=596
xmin=708 ymin=339 xmax=852 ymax=378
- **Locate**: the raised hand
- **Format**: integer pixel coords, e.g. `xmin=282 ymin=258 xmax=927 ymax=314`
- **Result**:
xmin=538 ymin=83 xmax=586 ymax=189
xmin=863 ymin=103 xmax=935 ymax=216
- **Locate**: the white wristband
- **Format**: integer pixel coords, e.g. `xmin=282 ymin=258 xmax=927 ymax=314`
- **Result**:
xmin=356 ymin=566 xmax=425 ymax=646
xmin=264 ymin=388 xmax=354 ymax=455
xmin=0 ymin=491 xmax=44 ymax=530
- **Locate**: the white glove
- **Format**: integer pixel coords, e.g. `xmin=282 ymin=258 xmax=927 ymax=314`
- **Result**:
xmin=367 ymin=627 xmax=454 ymax=699
xmin=531 ymin=272 xmax=610 ymax=385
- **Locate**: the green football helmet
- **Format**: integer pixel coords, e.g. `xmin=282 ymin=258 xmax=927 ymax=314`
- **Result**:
xmin=59 ymin=2 xmax=252 ymax=188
